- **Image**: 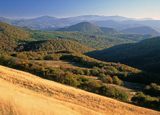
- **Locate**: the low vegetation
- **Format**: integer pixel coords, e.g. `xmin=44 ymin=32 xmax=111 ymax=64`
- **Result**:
xmin=1 ymin=52 xmax=160 ymax=110
xmin=132 ymin=92 xmax=160 ymax=110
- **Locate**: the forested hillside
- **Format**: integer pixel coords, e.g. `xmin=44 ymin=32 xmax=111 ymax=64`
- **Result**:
xmin=0 ymin=22 xmax=30 ymax=51
xmin=17 ymin=39 xmax=94 ymax=53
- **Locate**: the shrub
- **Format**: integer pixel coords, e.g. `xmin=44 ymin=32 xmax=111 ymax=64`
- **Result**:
xmin=16 ymin=53 xmax=28 ymax=60
xmin=98 ymin=85 xmax=128 ymax=101
xmin=99 ymin=73 xmax=106 ymax=78
xmin=90 ymin=69 xmax=99 ymax=76
xmin=112 ymin=76 xmax=123 ymax=85
xmin=83 ymin=69 xmax=90 ymax=76
xmin=131 ymin=92 xmax=160 ymax=110
xmin=145 ymin=83 xmax=160 ymax=97
xmin=73 ymin=69 xmax=85 ymax=75
xmin=99 ymin=74 xmax=113 ymax=84
xmin=104 ymin=66 xmax=119 ymax=74
xmin=43 ymin=54 xmax=54 ymax=60
xmin=62 ymin=72 xmax=80 ymax=87
xmin=80 ymin=79 xmax=101 ymax=93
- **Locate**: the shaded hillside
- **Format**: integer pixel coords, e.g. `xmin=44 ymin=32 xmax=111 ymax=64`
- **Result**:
xmin=121 ymin=26 xmax=160 ymax=36
xmin=87 ymin=37 xmax=160 ymax=74
xmin=0 ymin=65 xmax=159 ymax=115
xmin=0 ymin=22 xmax=30 ymax=51
xmin=57 ymin=22 xmax=102 ymax=34
xmin=18 ymin=39 xmax=94 ymax=53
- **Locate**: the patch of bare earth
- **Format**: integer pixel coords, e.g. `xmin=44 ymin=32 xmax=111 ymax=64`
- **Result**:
xmin=0 ymin=65 xmax=159 ymax=115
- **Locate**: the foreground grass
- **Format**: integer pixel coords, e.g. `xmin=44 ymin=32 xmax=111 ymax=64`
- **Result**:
xmin=0 ymin=99 xmax=20 ymax=115
xmin=0 ymin=65 xmax=159 ymax=115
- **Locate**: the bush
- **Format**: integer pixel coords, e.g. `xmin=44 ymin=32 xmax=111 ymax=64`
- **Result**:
xmin=90 ymin=69 xmax=99 ymax=76
xmin=145 ymin=83 xmax=160 ymax=97
xmin=99 ymin=85 xmax=128 ymax=101
xmin=99 ymin=73 xmax=106 ymax=78
xmin=131 ymin=92 xmax=160 ymax=110
xmin=62 ymin=72 xmax=80 ymax=87
xmin=16 ymin=53 xmax=28 ymax=60
xmin=99 ymin=74 xmax=113 ymax=84
xmin=73 ymin=69 xmax=85 ymax=75
xmin=83 ymin=69 xmax=90 ymax=76
xmin=112 ymin=76 xmax=123 ymax=86
xmin=43 ymin=54 xmax=54 ymax=60
xmin=79 ymin=79 xmax=101 ymax=93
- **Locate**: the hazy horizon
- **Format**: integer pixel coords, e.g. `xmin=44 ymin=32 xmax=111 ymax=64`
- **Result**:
xmin=1 ymin=15 xmax=158 ymax=20
xmin=1 ymin=0 xmax=160 ymax=19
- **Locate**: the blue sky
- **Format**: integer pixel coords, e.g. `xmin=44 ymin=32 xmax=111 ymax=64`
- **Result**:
xmin=0 ymin=0 xmax=160 ymax=19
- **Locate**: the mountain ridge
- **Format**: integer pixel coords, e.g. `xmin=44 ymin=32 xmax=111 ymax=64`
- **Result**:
xmin=121 ymin=26 xmax=160 ymax=35
xmin=2 ymin=15 xmax=160 ymax=32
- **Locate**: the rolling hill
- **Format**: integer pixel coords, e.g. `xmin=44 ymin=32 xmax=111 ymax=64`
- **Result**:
xmin=121 ymin=26 xmax=160 ymax=36
xmin=87 ymin=37 xmax=160 ymax=74
xmin=57 ymin=22 xmax=102 ymax=34
xmin=0 ymin=22 xmax=30 ymax=51
xmin=18 ymin=39 xmax=94 ymax=53
xmin=0 ymin=65 xmax=159 ymax=115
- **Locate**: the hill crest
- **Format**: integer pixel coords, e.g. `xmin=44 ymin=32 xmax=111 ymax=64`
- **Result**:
xmin=57 ymin=22 xmax=102 ymax=34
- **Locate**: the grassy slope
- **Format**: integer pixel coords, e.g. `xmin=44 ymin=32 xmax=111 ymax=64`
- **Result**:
xmin=0 ymin=65 xmax=159 ymax=115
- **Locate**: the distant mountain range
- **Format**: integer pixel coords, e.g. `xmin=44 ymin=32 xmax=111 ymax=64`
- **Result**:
xmin=0 ymin=15 xmax=129 ymax=30
xmin=1 ymin=15 xmax=160 ymax=34
xmin=121 ymin=26 xmax=160 ymax=36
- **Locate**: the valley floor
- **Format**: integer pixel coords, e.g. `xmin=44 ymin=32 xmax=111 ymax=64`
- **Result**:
xmin=0 ymin=65 xmax=159 ymax=115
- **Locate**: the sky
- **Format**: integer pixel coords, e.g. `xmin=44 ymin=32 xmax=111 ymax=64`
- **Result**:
xmin=0 ymin=0 xmax=160 ymax=19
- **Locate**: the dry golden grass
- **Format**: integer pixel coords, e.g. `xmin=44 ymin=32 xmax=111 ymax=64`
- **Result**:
xmin=0 ymin=65 xmax=159 ymax=115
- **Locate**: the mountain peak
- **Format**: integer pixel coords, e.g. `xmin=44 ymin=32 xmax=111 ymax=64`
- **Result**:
xmin=57 ymin=21 xmax=102 ymax=33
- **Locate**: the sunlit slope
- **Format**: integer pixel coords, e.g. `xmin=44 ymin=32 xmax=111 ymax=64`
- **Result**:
xmin=0 ymin=22 xmax=30 ymax=51
xmin=0 ymin=65 xmax=159 ymax=115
